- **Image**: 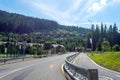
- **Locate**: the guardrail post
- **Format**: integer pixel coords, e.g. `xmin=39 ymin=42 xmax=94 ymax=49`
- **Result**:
xmin=87 ymin=69 xmax=98 ymax=80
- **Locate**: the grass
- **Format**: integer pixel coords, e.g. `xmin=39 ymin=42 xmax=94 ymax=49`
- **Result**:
xmin=0 ymin=54 xmax=6 ymax=58
xmin=87 ymin=52 xmax=120 ymax=72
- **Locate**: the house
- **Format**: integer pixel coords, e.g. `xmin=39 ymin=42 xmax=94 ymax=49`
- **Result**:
xmin=43 ymin=43 xmax=53 ymax=50
xmin=52 ymin=44 xmax=65 ymax=53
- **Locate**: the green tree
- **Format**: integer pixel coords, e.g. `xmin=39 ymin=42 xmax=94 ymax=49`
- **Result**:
xmin=27 ymin=37 xmax=33 ymax=43
xmin=60 ymin=47 xmax=66 ymax=53
xmin=112 ymin=44 xmax=120 ymax=51
xmin=26 ymin=45 xmax=33 ymax=55
xmin=101 ymin=23 xmax=104 ymax=42
xmin=38 ymin=47 xmax=43 ymax=55
xmin=93 ymin=25 xmax=100 ymax=50
xmin=102 ymin=39 xmax=111 ymax=51
xmin=79 ymin=45 xmax=84 ymax=51
xmin=96 ymin=39 xmax=102 ymax=51
xmin=1 ymin=44 xmax=5 ymax=53
xmin=51 ymin=48 xmax=56 ymax=54
xmin=103 ymin=24 xmax=107 ymax=38
xmin=0 ymin=45 xmax=1 ymax=54
xmin=112 ymin=23 xmax=118 ymax=45
xmin=0 ymin=35 xmax=2 ymax=41
xmin=33 ymin=46 xmax=37 ymax=56
xmin=107 ymin=25 xmax=113 ymax=46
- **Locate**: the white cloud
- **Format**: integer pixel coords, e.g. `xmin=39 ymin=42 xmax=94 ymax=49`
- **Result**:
xmin=88 ymin=0 xmax=107 ymax=12
xmin=88 ymin=2 xmax=101 ymax=12
xmin=101 ymin=0 xmax=106 ymax=5
xmin=82 ymin=0 xmax=108 ymax=22
xmin=19 ymin=0 xmax=119 ymax=27
xmin=77 ymin=0 xmax=95 ymax=17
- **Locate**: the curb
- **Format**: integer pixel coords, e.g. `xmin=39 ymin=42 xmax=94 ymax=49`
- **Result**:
xmin=87 ymin=54 xmax=120 ymax=75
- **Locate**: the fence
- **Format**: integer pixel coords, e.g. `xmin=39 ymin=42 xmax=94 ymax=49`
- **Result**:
xmin=63 ymin=53 xmax=98 ymax=80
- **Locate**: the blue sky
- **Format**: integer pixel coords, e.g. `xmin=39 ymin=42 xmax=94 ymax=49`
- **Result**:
xmin=0 ymin=0 xmax=120 ymax=29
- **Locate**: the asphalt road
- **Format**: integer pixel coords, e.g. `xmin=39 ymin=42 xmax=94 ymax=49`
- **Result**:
xmin=0 ymin=53 xmax=74 ymax=80
xmin=74 ymin=53 xmax=120 ymax=80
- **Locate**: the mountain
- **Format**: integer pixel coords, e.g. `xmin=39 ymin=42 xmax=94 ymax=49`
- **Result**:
xmin=0 ymin=10 xmax=90 ymax=34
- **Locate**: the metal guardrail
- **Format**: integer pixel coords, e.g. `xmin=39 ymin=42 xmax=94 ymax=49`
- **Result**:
xmin=64 ymin=53 xmax=98 ymax=80
xmin=0 ymin=56 xmax=35 ymax=64
xmin=0 ymin=54 xmax=49 ymax=64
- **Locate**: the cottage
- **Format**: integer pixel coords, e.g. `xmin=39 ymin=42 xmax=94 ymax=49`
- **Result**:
xmin=43 ymin=43 xmax=53 ymax=50
xmin=52 ymin=44 xmax=65 ymax=53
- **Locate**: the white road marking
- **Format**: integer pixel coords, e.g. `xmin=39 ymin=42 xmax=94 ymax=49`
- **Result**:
xmin=0 ymin=64 xmax=33 ymax=79
xmin=0 ymin=62 xmax=42 ymax=79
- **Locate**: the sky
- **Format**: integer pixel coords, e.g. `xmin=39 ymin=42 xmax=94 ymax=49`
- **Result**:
xmin=0 ymin=0 xmax=120 ymax=29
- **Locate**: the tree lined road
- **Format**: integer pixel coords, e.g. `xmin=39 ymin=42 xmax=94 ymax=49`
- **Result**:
xmin=74 ymin=53 xmax=120 ymax=80
xmin=0 ymin=53 xmax=74 ymax=80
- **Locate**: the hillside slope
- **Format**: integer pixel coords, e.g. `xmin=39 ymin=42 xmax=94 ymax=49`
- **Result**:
xmin=0 ymin=10 xmax=90 ymax=34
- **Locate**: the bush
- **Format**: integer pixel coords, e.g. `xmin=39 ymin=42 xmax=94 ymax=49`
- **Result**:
xmin=80 ymin=46 xmax=84 ymax=51
xmin=51 ymin=48 xmax=56 ymax=54
xmin=60 ymin=47 xmax=66 ymax=53
xmin=112 ymin=44 xmax=120 ymax=51
xmin=102 ymin=40 xmax=111 ymax=51
xmin=37 ymin=47 xmax=43 ymax=55
xmin=26 ymin=45 xmax=33 ymax=54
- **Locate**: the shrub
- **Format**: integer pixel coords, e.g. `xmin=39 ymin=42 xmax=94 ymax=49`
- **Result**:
xmin=102 ymin=40 xmax=111 ymax=51
xmin=112 ymin=44 xmax=120 ymax=51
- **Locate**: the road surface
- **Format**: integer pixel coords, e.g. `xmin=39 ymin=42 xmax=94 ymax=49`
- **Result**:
xmin=0 ymin=53 xmax=73 ymax=80
xmin=74 ymin=53 xmax=120 ymax=80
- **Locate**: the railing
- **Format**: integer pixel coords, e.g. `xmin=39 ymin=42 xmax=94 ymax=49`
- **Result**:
xmin=63 ymin=53 xmax=98 ymax=80
xmin=0 ymin=56 xmax=35 ymax=64
xmin=0 ymin=54 xmax=49 ymax=64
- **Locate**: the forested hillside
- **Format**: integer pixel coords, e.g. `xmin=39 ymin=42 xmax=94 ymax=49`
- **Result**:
xmin=59 ymin=25 xmax=90 ymax=35
xmin=1 ymin=10 xmax=120 ymax=52
xmin=0 ymin=10 xmax=89 ymax=34
xmin=0 ymin=10 xmax=59 ymax=33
